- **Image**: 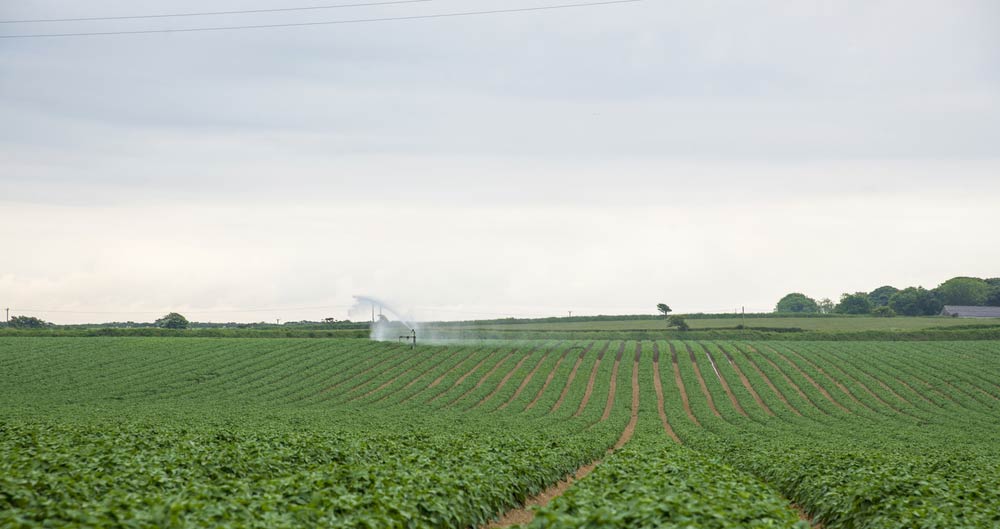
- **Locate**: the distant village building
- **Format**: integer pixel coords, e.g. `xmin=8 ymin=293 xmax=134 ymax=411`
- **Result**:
xmin=940 ymin=306 xmax=1000 ymax=318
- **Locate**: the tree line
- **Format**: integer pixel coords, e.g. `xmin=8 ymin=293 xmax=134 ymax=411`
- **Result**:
xmin=776 ymin=276 xmax=1000 ymax=317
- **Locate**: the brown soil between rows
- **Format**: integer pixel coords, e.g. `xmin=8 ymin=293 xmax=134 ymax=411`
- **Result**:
xmin=402 ymin=347 xmax=483 ymax=404
xmin=760 ymin=345 xmax=849 ymax=414
xmin=482 ymin=461 xmax=598 ymax=528
xmin=699 ymin=344 xmax=748 ymax=417
xmin=749 ymin=345 xmax=828 ymax=415
xmin=484 ymin=344 xmax=641 ymax=528
xmin=390 ymin=347 xmax=463 ymax=397
xmin=335 ymin=349 xmax=431 ymax=400
xmin=600 ymin=343 xmax=626 ymax=421
xmin=615 ymin=343 xmax=640 ymax=449
xmin=670 ymin=342 xmax=700 ymax=426
xmin=550 ymin=343 xmax=594 ymax=413
xmin=887 ymin=371 xmax=938 ymax=407
xmin=284 ymin=342 xmax=382 ymax=396
xmin=814 ymin=351 xmax=910 ymax=415
xmin=733 ymin=345 xmax=801 ymax=416
xmin=356 ymin=348 xmax=449 ymax=401
xmin=317 ymin=345 xmax=400 ymax=395
xmin=426 ymin=350 xmax=497 ymax=403
xmin=686 ymin=343 xmax=721 ymax=418
xmin=441 ymin=351 xmax=515 ymax=406
xmin=716 ymin=345 xmax=773 ymax=416
xmin=499 ymin=350 xmax=551 ymax=410
xmin=574 ymin=342 xmax=610 ymax=417
xmin=827 ymin=349 xmax=916 ymax=408
xmin=652 ymin=343 xmax=682 ymax=443
xmin=781 ymin=347 xmax=874 ymax=413
xmin=793 ymin=503 xmax=824 ymax=528
xmin=895 ymin=361 xmax=978 ymax=410
xmin=471 ymin=352 xmax=533 ymax=409
xmin=525 ymin=344 xmax=573 ymax=410
xmin=905 ymin=355 xmax=1000 ymax=406
xmin=429 ymin=348 xmax=482 ymax=389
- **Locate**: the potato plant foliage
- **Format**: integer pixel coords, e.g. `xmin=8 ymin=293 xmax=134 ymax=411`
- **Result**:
xmin=0 ymin=337 xmax=998 ymax=528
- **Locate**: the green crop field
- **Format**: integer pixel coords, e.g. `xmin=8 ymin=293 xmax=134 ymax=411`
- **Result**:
xmin=2 ymin=337 xmax=1000 ymax=528
xmin=436 ymin=315 xmax=1000 ymax=332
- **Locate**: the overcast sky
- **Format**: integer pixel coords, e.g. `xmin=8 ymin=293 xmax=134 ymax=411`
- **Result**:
xmin=2 ymin=0 xmax=999 ymax=324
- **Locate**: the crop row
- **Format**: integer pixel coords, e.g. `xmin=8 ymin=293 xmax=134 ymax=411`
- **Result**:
xmin=2 ymin=337 xmax=1000 ymax=528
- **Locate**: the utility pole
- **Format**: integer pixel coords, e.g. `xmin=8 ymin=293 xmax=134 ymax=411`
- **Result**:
xmin=741 ymin=306 xmax=745 ymax=341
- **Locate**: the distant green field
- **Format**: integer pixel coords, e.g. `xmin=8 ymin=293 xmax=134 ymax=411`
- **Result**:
xmin=439 ymin=316 xmax=1000 ymax=332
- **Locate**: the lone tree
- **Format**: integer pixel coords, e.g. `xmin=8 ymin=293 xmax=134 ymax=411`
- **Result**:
xmin=155 ymin=312 xmax=189 ymax=329
xmin=666 ymin=315 xmax=689 ymax=331
xmin=8 ymin=315 xmax=49 ymax=329
xmin=775 ymin=293 xmax=819 ymax=313
xmin=656 ymin=303 xmax=672 ymax=317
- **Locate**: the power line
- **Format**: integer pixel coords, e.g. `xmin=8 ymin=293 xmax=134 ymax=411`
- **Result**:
xmin=0 ymin=0 xmax=644 ymax=39
xmin=0 ymin=0 xmax=435 ymax=24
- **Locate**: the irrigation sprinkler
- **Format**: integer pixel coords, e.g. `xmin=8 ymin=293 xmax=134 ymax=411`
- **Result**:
xmin=397 ymin=329 xmax=417 ymax=349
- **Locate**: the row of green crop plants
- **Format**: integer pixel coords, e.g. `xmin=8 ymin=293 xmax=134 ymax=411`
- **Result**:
xmin=650 ymin=340 xmax=1000 ymax=529
xmin=1 ymin=337 xmax=999 ymax=528
xmin=0 ymin=338 xmax=807 ymax=528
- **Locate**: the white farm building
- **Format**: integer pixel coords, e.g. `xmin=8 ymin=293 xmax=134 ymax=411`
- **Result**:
xmin=940 ymin=306 xmax=1000 ymax=318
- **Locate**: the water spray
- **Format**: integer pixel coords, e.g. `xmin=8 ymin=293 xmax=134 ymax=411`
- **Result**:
xmin=351 ymin=295 xmax=419 ymax=344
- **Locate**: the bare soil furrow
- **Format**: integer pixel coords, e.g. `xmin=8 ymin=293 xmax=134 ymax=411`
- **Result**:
xmin=550 ymin=343 xmax=594 ymax=413
xmin=524 ymin=344 xmax=571 ymax=410
xmin=336 ymin=349 xmax=428 ymax=400
xmin=816 ymin=350 xmax=913 ymax=416
xmin=600 ymin=342 xmax=626 ymax=421
xmin=652 ymin=343 xmax=681 ymax=443
xmin=427 ymin=349 xmax=477 ymax=388
xmin=573 ymin=341 xmax=610 ymax=417
xmin=436 ymin=350 xmax=513 ymax=405
xmin=699 ymin=344 xmax=748 ymax=417
xmin=405 ymin=347 xmax=482 ymax=404
xmin=783 ymin=347 xmax=877 ymax=414
xmin=615 ymin=343 xmax=640 ymax=449
xmin=888 ymin=372 xmax=939 ymax=407
xmin=686 ymin=343 xmax=721 ymax=418
xmin=471 ymin=352 xmax=532 ymax=410
xmin=823 ymin=348 xmax=917 ymax=409
xmin=484 ymin=352 xmax=639 ymax=529
xmin=376 ymin=347 xmax=465 ymax=403
xmin=670 ymin=342 xmax=701 ymax=426
xmin=749 ymin=345 xmax=827 ymax=415
xmin=317 ymin=344 xmax=401 ymax=395
xmin=357 ymin=348 xmax=450 ymax=401
xmin=734 ymin=345 xmax=801 ymax=416
xmin=717 ymin=344 xmax=773 ymax=416
xmin=764 ymin=345 xmax=850 ymax=413
xmin=499 ymin=350 xmax=551 ymax=410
